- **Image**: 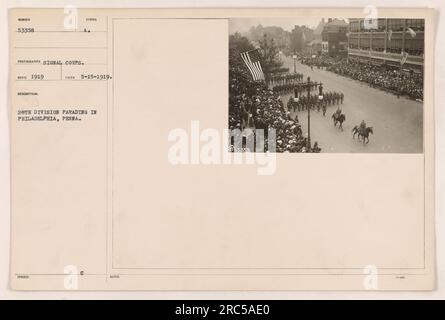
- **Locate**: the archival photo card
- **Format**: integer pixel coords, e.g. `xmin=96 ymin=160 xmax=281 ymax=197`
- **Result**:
xmin=229 ymin=17 xmax=424 ymax=153
xmin=8 ymin=8 xmax=435 ymax=291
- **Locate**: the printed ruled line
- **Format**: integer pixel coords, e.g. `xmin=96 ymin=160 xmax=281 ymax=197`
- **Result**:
xmin=15 ymin=79 xmax=109 ymax=82
xmin=15 ymin=30 xmax=107 ymax=33
xmin=15 ymin=63 xmax=107 ymax=66
xmin=14 ymin=273 xmax=427 ymax=277
xmin=14 ymin=46 xmax=107 ymax=49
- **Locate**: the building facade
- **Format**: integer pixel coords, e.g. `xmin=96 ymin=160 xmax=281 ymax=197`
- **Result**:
xmin=305 ymin=39 xmax=323 ymax=55
xmin=321 ymin=18 xmax=348 ymax=57
xmin=290 ymin=25 xmax=314 ymax=53
xmin=347 ymin=18 xmax=424 ymax=71
xmin=321 ymin=41 xmax=329 ymax=54
xmin=313 ymin=18 xmax=326 ymax=41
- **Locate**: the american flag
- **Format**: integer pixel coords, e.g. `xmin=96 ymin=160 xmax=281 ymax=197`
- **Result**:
xmin=240 ymin=49 xmax=265 ymax=81
xmin=406 ymin=27 xmax=417 ymax=38
xmin=400 ymin=51 xmax=409 ymax=66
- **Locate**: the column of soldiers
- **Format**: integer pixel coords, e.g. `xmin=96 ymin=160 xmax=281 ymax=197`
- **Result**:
xmin=323 ymin=91 xmax=344 ymax=106
xmin=287 ymin=90 xmax=344 ymax=113
xmin=270 ymin=72 xmax=345 ymax=114
xmin=268 ymin=72 xmax=304 ymax=86
xmin=272 ymin=79 xmax=319 ymax=95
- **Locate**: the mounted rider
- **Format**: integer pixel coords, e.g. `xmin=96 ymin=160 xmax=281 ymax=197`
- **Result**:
xmin=334 ymin=106 xmax=342 ymax=118
xmin=359 ymin=120 xmax=366 ymax=134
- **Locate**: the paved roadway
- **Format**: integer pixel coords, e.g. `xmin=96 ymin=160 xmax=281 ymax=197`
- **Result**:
xmin=279 ymin=57 xmax=423 ymax=153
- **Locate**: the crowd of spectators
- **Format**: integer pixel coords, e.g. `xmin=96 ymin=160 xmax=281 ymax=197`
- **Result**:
xmin=298 ymin=53 xmax=423 ymax=100
xmin=325 ymin=59 xmax=423 ymax=100
xmin=229 ymin=50 xmax=320 ymax=153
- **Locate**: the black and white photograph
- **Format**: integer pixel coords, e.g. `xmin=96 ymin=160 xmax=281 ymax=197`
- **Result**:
xmin=229 ymin=18 xmax=424 ymax=153
xmin=2 ymin=3 xmax=441 ymax=300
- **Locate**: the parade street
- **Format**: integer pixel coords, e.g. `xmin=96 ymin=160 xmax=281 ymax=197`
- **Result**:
xmin=280 ymin=57 xmax=423 ymax=153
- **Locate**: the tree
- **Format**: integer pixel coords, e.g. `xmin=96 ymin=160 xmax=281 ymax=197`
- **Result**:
xmin=229 ymin=32 xmax=255 ymax=53
xmin=258 ymin=34 xmax=281 ymax=72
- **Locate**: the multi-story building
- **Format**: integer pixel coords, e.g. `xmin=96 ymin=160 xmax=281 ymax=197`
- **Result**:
xmin=305 ymin=18 xmax=328 ymax=56
xmin=321 ymin=18 xmax=348 ymax=57
xmin=290 ymin=25 xmax=314 ymax=53
xmin=313 ymin=18 xmax=326 ymax=41
xmin=347 ymin=18 xmax=424 ymax=71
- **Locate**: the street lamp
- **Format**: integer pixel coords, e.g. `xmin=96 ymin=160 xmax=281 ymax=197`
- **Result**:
xmin=295 ymin=76 xmax=321 ymax=150
xmin=306 ymin=77 xmax=312 ymax=149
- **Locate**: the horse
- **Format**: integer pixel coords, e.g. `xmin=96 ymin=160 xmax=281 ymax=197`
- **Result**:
xmin=352 ymin=125 xmax=374 ymax=144
xmin=332 ymin=112 xmax=346 ymax=130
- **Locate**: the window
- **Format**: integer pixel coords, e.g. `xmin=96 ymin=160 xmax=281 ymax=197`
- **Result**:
xmin=387 ymin=19 xmax=404 ymax=32
xmin=407 ymin=19 xmax=424 ymax=31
